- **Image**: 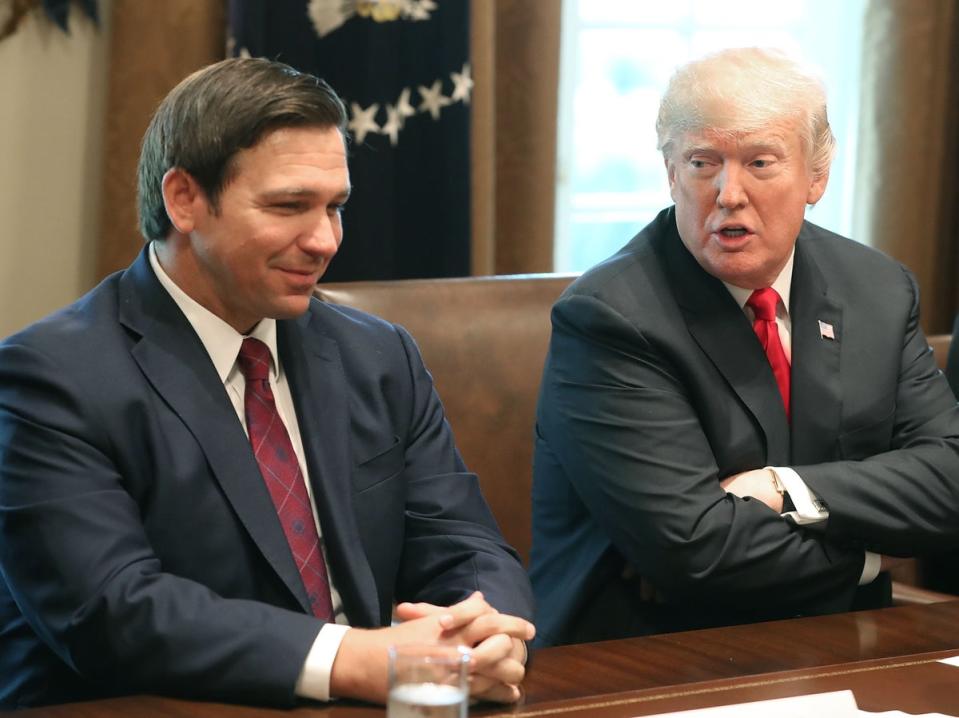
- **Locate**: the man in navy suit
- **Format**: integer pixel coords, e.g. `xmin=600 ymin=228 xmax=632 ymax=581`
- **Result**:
xmin=0 ymin=58 xmax=533 ymax=708
xmin=530 ymin=47 xmax=959 ymax=646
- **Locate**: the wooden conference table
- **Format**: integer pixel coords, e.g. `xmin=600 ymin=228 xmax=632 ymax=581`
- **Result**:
xmin=11 ymin=600 xmax=959 ymax=717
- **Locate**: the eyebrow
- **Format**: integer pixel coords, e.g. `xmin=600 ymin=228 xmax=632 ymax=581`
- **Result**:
xmin=682 ymin=145 xmax=717 ymax=159
xmin=682 ymin=140 xmax=787 ymax=160
xmin=258 ymin=187 xmax=352 ymax=203
xmin=742 ymin=141 xmax=787 ymax=155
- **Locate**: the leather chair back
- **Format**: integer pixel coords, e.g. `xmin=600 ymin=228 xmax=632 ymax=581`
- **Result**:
xmin=315 ymin=274 xmax=576 ymax=563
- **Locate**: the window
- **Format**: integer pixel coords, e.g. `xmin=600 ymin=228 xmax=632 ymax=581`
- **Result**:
xmin=554 ymin=0 xmax=867 ymax=272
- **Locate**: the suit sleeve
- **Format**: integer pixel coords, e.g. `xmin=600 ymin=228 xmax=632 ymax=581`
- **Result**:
xmin=0 ymin=340 xmax=321 ymax=706
xmin=796 ymin=268 xmax=959 ymax=554
xmin=537 ymin=293 xmax=864 ymax=612
xmin=390 ymin=325 xmax=534 ymax=621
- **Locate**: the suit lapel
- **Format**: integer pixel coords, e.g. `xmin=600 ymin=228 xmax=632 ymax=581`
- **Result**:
xmin=118 ymin=250 xmax=312 ymax=612
xmin=279 ymin=311 xmax=380 ymax=627
xmin=789 ymin=229 xmax=843 ymax=464
xmin=659 ymin=219 xmax=791 ymax=464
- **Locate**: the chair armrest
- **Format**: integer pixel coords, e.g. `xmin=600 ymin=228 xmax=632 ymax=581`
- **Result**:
xmin=891 ymin=581 xmax=958 ymax=606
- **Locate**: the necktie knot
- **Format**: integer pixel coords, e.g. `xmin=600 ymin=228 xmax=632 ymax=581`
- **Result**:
xmin=747 ymin=287 xmax=781 ymax=322
xmin=237 ymin=337 xmax=272 ymax=383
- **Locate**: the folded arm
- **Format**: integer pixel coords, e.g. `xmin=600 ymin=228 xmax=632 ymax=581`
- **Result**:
xmin=538 ymin=294 xmax=864 ymax=611
xmin=795 ymin=269 xmax=959 ymax=554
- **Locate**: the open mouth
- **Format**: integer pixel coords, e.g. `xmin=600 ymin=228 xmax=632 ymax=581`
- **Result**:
xmin=719 ymin=226 xmax=748 ymax=237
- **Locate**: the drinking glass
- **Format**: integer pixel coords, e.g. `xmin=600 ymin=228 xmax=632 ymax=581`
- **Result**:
xmin=387 ymin=644 xmax=470 ymax=718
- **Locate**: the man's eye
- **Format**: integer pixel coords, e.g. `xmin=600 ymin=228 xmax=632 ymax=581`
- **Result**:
xmin=752 ymin=159 xmax=771 ymax=169
xmin=690 ymin=159 xmax=707 ymax=169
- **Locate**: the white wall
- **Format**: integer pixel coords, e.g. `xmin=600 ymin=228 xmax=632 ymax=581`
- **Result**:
xmin=0 ymin=3 xmax=110 ymax=338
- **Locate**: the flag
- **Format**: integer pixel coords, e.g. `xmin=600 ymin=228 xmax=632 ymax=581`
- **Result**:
xmin=228 ymin=0 xmax=471 ymax=281
xmin=42 ymin=0 xmax=99 ymax=33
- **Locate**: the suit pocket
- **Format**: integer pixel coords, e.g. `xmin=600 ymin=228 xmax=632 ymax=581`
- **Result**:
xmin=352 ymin=436 xmax=404 ymax=493
xmin=839 ymin=400 xmax=895 ymax=460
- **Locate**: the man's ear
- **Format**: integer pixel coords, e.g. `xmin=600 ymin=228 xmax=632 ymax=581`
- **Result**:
xmin=806 ymin=167 xmax=830 ymax=206
xmin=665 ymin=155 xmax=678 ymax=199
xmin=161 ymin=168 xmax=203 ymax=234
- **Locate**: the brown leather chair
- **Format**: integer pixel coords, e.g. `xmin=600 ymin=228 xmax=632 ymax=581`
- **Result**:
xmin=315 ymin=274 xmax=576 ymax=563
xmin=314 ymin=278 xmax=955 ymax=603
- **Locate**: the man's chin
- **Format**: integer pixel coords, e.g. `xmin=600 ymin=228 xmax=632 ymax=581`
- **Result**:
xmin=704 ymin=257 xmax=776 ymax=289
xmin=268 ymin=296 xmax=315 ymax=320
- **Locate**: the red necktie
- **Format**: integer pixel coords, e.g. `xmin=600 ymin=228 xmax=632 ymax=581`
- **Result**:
xmin=237 ymin=338 xmax=334 ymax=620
xmin=747 ymin=288 xmax=791 ymax=420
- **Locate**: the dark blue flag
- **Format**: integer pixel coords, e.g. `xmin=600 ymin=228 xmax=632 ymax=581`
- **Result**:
xmin=229 ymin=0 xmax=471 ymax=281
xmin=42 ymin=0 xmax=99 ymax=33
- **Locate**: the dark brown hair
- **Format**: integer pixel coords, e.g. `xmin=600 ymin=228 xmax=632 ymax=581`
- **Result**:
xmin=137 ymin=57 xmax=348 ymax=241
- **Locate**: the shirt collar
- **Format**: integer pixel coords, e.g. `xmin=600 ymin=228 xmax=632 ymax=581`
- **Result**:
xmin=722 ymin=247 xmax=795 ymax=315
xmin=148 ymin=241 xmax=279 ymax=383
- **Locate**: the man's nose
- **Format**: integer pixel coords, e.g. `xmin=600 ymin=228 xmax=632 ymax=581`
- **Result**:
xmin=716 ymin=165 xmax=748 ymax=209
xmin=300 ymin=213 xmax=341 ymax=257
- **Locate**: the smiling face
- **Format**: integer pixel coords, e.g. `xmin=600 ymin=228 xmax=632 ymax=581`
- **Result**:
xmin=666 ymin=118 xmax=828 ymax=289
xmin=158 ymin=125 xmax=350 ymax=333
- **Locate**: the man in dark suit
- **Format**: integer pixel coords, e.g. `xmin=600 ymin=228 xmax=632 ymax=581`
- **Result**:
xmin=0 ymin=58 xmax=533 ymax=709
xmin=530 ymin=47 xmax=959 ymax=647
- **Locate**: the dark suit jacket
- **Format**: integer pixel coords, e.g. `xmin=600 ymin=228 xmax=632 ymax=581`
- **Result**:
xmin=947 ymin=313 xmax=959 ymax=398
xmin=0 ymin=249 xmax=533 ymax=708
xmin=922 ymin=313 xmax=959 ymax=594
xmin=530 ymin=207 xmax=959 ymax=647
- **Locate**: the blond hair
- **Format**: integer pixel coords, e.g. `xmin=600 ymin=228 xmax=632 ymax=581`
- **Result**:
xmin=656 ymin=47 xmax=835 ymax=180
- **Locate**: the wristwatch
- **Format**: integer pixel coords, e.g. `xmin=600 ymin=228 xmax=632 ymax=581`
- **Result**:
xmin=770 ymin=469 xmax=786 ymax=496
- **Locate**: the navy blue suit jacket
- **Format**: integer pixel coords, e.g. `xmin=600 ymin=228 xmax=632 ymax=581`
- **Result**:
xmin=0 ymin=249 xmax=532 ymax=708
xmin=530 ymin=208 xmax=959 ymax=646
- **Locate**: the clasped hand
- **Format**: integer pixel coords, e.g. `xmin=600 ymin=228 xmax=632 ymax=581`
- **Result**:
xmin=330 ymin=591 xmax=534 ymax=704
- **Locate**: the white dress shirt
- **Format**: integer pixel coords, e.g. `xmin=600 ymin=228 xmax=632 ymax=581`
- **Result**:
xmin=723 ymin=250 xmax=881 ymax=585
xmin=149 ymin=243 xmax=349 ymax=700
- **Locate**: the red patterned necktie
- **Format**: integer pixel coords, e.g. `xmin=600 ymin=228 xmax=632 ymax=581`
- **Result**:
xmin=237 ymin=337 xmax=333 ymax=620
xmin=747 ymin=288 xmax=791 ymax=420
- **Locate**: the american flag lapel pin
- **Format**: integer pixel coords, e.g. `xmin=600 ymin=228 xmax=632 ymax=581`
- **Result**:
xmin=818 ymin=320 xmax=835 ymax=340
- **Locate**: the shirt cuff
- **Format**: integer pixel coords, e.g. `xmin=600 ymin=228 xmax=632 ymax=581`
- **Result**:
xmin=860 ymin=551 xmax=882 ymax=585
xmin=768 ymin=466 xmax=829 ymax=525
xmin=295 ymin=623 xmax=351 ymax=701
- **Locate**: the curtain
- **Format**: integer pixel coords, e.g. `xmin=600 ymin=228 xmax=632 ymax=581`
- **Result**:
xmin=96 ymin=0 xmax=226 ymax=278
xmin=854 ymin=0 xmax=959 ymax=334
xmin=470 ymin=0 xmax=561 ymax=276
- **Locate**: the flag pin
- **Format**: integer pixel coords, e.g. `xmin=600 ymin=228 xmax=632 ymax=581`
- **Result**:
xmin=818 ymin=320 xmax=835 ymax=340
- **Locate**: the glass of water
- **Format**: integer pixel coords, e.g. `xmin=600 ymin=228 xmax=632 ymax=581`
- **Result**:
xmin=387 ymin=644 xmax=471 ymax=718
